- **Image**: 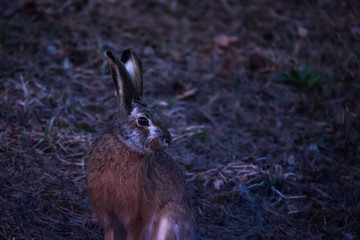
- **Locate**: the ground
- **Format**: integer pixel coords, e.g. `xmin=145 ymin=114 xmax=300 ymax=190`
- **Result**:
xmin=1 ymin=1 xmax=359 ymax=239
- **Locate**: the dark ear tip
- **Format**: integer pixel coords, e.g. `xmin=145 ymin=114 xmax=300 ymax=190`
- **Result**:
xmin=121 ymin=49 xmax=132 ymax=63
xmin=106 ymin=50 xmax=115 ymax=60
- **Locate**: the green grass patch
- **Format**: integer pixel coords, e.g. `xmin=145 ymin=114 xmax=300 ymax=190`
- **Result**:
xmin=271 ymin=66 xmax=333 ymax=96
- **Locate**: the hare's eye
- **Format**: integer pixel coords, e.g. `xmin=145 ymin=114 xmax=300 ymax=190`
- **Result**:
xmin=137 ymin=117 xmax=149 ymax=127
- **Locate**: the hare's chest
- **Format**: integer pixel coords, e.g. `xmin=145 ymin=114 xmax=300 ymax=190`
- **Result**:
xmin=97 ymin=160 xmax=143 ymax=219
xmin=106 ymin=159 xmax=143 ymax=199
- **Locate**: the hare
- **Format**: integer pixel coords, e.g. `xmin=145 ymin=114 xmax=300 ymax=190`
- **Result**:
xmin=87 ymin=49 xmax=195 ymax=240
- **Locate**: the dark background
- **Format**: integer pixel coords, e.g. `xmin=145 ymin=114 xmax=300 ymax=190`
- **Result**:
xmin=1 ymin=0 xmax=359 ymax=239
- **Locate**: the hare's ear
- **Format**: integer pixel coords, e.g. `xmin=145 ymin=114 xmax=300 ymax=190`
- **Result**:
xmin=106 ymin=50 xmax=134 ymax=113
xmin=121 ymin=49 xmax=143 ymax=101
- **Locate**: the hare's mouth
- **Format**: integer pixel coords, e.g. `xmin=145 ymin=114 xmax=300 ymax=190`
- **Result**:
xmin=148 ymin=137 xmax=170 ymax=151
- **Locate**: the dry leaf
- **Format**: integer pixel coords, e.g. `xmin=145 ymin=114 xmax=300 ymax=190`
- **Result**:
xmin=169 ymin=50 xmax=181 ymax=61
xmin=213 ymin=34 xmax=238 ymax=47
xmin=297 ymin=25 xmax=308 ymax=38
xmin=287 ymin=155 xmax=295 ymax=165
xmin=176 ymin=88 xmax=198 ymax=100
xmin=213 ymin=179 xmax=224 ymax=190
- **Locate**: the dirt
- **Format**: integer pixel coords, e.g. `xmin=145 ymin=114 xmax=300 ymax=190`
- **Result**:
xmin=1 ymin=1 xmax=359 ymax=239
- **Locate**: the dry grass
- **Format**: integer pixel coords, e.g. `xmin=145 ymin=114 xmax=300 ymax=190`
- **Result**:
xmin=1 ymin=0 xmax=359 ymax=239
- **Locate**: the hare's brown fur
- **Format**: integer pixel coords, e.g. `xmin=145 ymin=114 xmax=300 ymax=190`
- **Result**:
xmin=88 ymin=132 xmax=194 ymax=240
xmin=87 ymin=49 xmax=195 ymax=240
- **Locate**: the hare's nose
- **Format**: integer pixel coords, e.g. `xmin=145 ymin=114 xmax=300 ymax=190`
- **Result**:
xmin=161 ymin=134 xmax=171 ymax=146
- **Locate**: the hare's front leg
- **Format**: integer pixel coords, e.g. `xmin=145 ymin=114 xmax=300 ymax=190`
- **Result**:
xmin=104 ymin=227 xmax=114 ymax=240
xmin=104 ymin=225 xmax=128 ymax=240
xmin=155 ymin=216 xmax=176 ymax=240
xmin=152 ymin=203 xmax=193 ymax=240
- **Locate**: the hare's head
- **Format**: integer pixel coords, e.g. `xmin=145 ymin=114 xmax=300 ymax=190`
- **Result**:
xmin=106 ymin=49 xmax=171 ymax=154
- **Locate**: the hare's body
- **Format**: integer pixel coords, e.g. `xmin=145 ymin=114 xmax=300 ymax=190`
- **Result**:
xmin=87 ymin=50 xmax=195 ymax=240
xmin=88 ymin=132 xmax=193 ymax=240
